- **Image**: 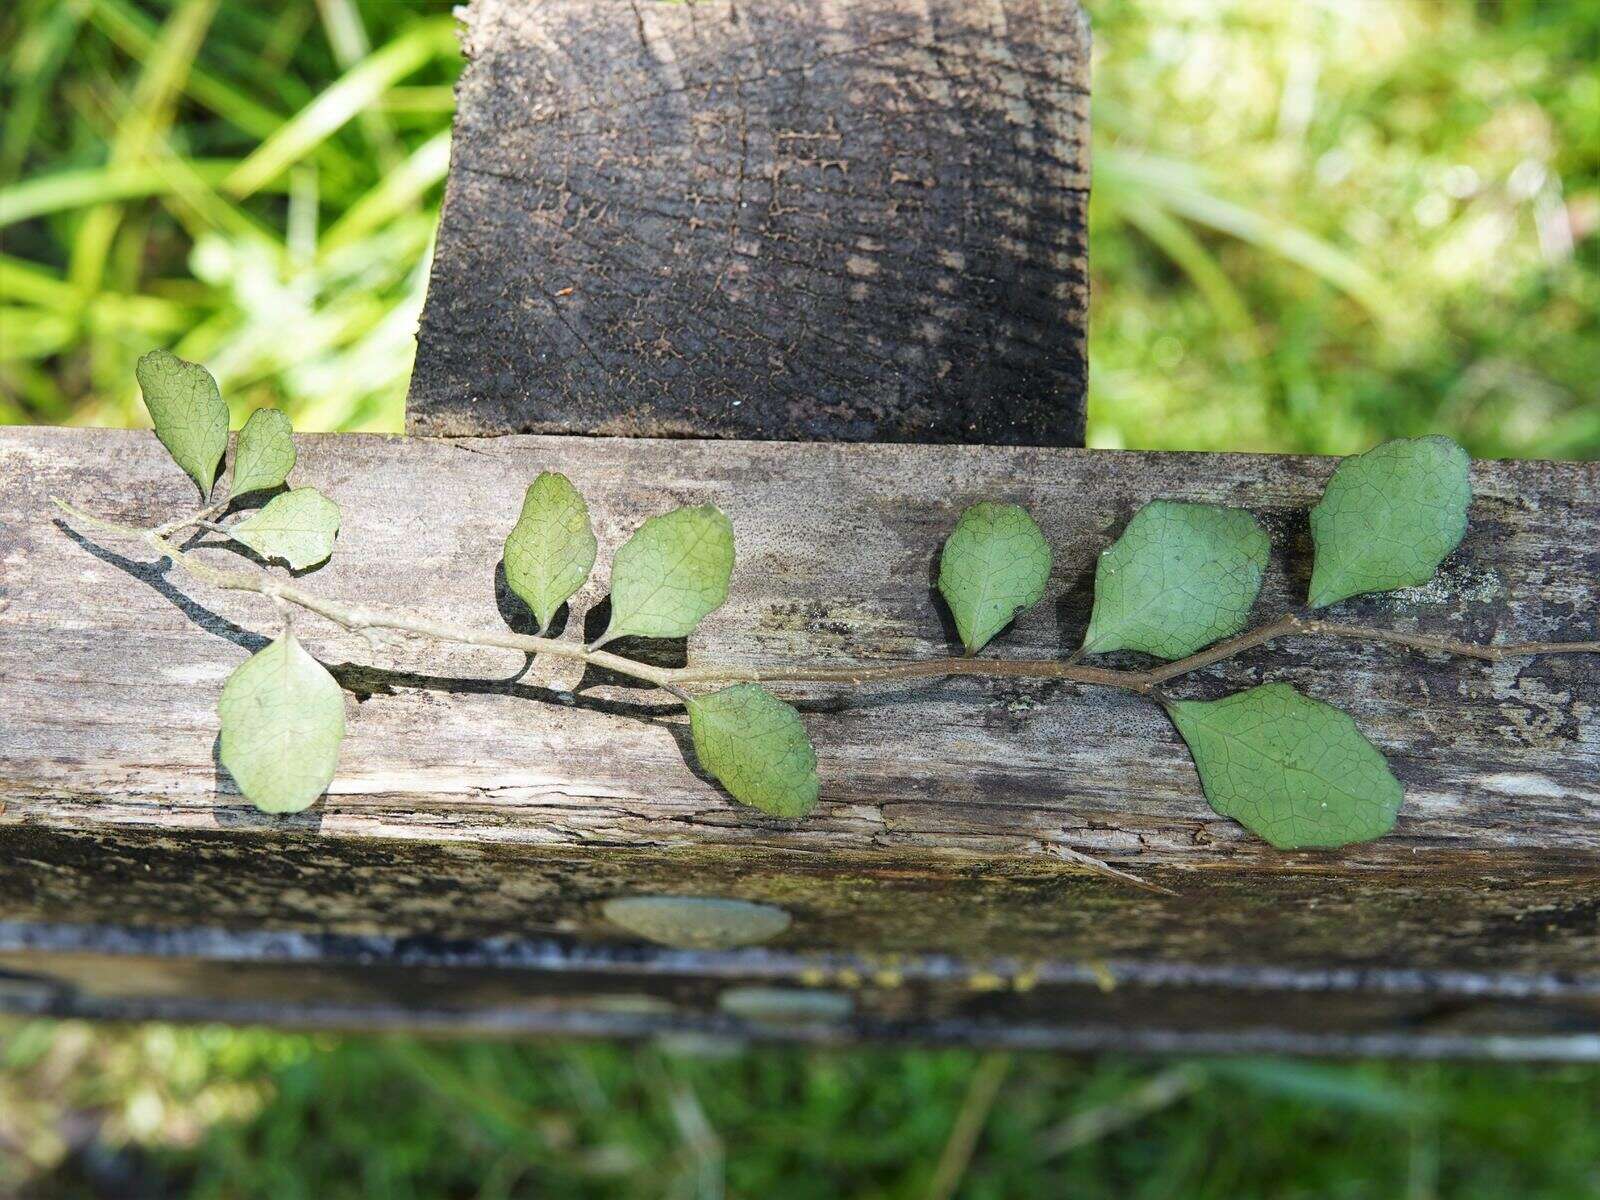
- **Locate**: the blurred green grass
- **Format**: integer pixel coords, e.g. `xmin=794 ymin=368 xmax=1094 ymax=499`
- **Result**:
xmin=5 ymin=1027 xmax=1600 ymax=1198
xmin=2 ymin=0 xmax=1599 ymax=1196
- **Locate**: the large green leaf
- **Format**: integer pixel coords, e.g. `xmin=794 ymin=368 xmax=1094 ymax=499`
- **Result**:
xmin=230 ymin=408 xmax=295 ymax=498
xmin=503 ymin=471 xmax=597 ymax=632
xmin=136 ymin=348 xmax=229 ymax=498
xmin=217 ymin=632 xmax=346 ymax=814
xmin=604 ymin=504 xmax=734 ymax=641
xmin=228 ymin=487 xmax=341 ymax=569
xmin=937 ymin=502 xmax=1052 ymax=654
xmin=1308 ymin=436 xmax=1471 ymax=608
xmin=1083 ymin=501 xmax=1269 ymax=660
xmin=688 ymin=684 xmax=819 ymax=818
xmin=1168 ymin=683 xmax=1403 ymax=849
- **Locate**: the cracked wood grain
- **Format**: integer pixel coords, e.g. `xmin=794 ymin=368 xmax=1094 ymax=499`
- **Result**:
xmin=408 ymin=0 xmax=1090 ymax=444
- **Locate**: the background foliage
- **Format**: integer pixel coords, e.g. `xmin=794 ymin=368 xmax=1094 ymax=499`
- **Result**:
xmin=2 ymin=0 xmax=1598 ymax=1195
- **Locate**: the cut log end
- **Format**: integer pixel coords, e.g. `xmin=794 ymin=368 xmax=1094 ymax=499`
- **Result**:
xmin=408 ymin=0 xmax=1091 ymax=445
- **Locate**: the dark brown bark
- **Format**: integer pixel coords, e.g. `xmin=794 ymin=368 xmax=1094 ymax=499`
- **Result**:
xmin=408 ymin=0 xmax=1090 ymax=445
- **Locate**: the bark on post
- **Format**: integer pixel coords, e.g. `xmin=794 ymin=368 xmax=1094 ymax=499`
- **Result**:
xmin=408 ymin=0 xmax=1091 ymax=445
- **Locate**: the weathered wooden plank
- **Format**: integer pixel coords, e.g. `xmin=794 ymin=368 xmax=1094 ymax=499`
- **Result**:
xmin=408 ymin=0 xmax=1090 ymax=444
xmin=5 ymin=924 xmax=1600 ymax=1061
xmin=1 ymin=427 xmax=1598 ymax=1048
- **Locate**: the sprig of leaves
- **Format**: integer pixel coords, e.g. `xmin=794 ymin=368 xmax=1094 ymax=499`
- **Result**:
xmin=922 ymin=441 xmax=1471 ymax=848
xmin=121 ymin=355 xmax=1489 ymax=851
xmin=137 ymin=351 xmax=347 ymax=813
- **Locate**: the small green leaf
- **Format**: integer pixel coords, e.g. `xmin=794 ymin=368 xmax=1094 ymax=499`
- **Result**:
xmin=1308 ymin=436 xmax=1471 ymax=608
xmin=1083 ymin=501 xmax=1269 ymax=660
xmin=602 ymin=895 xmax=792 ymax=949
xmin=605 ymin=504 xmax=734 ymax=640
xmin=937 ymin=502 xmax=1052 ymax=654
xmin=688 ymin=684 xmax=819 ymax=818
xmin=218 ymin=632 xmax=345 ymax=814
xmin=136 ymin=349 xmax=229 ymax=498
xmin=228 ymin=487 xmax=341 ymax=569
xmin=503 ymin=472 xmax=597 ymax=631
xmin=1168 ymin=683 xmax=1403 ymax=849
xmin=231 ymin=408 xmax=296 ymax=498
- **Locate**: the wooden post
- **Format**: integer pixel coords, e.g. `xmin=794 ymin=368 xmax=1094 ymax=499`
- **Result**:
xmin=407 ymin=0 xmax=1091 ymax=445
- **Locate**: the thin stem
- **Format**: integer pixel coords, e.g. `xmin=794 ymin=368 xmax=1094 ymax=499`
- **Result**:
xmin=54 ymin=499 xmax=1600 ymax=705
xmin=52 ymin=500 xmax=671 ymax=691
xmin=1297 ymin=619 xmax=1600 ymax=663
xmin=151 ymin=498 xmax=231 ymax=537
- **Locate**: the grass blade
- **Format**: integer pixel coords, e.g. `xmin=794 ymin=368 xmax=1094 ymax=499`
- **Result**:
xmin=0 ymin=160 xmax=286 ymax=227
xmin=1097 ymin=145 xmax=1400 ymax=326
xmin=224 ymin=18 xmax=457 ymax=199
xmin=321 ymin=129 xmax=449 ymax=254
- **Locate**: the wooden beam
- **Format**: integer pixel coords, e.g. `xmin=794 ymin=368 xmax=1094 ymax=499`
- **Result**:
xmin=408 ymin=0 xmax=1090 ymax=445
xmin=2 ymin=427 xmax=1598 ymax=1050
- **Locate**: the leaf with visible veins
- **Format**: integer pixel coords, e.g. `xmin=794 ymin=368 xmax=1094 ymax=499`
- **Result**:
xmin=689 ymin=684 xmax=819 ymax=818
xmin=1309 ymin=436 xmax=1471 ymax=608
xmin=937 ymin=502 xmax=1052 ymax=654
xmin=136 ymin=349 xmax=229 ymax=498
xmin=1168 ymin=683 xmax=1403 ymax=849
xmin=228 ymin=487 xmax=341 ymax=569
xmin=604 ymin=504 xmax=734 ymax=641
xmin=1083 ymin=501 xmax=1269 ymax=660
xmin=504 ymin=471 xmax=597 ymax=631
xmin=218 ymin=632 xmax=345 ymax=814
xmin=231 ymin=408 xmax=296 ymax=498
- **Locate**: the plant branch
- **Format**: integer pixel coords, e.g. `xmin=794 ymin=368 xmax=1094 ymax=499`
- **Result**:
xmin=55 ymin=500 xmax=1600 ymax=705
xmin=150 ymin=498 xmax=231 ymax=537
xmin=53 ymin=500 xmax=677 ymax=693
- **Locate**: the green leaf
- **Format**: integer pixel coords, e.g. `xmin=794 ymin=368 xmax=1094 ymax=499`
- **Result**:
xmin=1167 ymin=683 xmax=1403 ymax=849
xmin=1308 ymin=436 xmax=1471 ymax=609
xmin=937 ymin=502 xmax=1052 ymax=654
xmin=230 ymin=408 xmax=296 ymax=498
xmin=217 ymin=632 xmax=346 ymax=814
xmin=688 ymin=684 xmax=819 ymax=818
xmin=604 ymin=504 xmax=734 ymax=641
xmin=228 ymin=487 xmax=341 ymax=569
xmin=503 ymin=472 xmax=597 ymax=632
xmin=1083 ymin=501 xmax=1269 ymax=660
xmin=601 ymin=896 xmax=792 ymax=949
xmin=136 ymin=348 xmax=229 ymax=498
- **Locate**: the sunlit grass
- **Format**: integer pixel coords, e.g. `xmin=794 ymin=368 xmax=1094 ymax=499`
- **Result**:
xmin=1 ymin=0 xmax=460 ymax=432
xmin=1087 ymin=0 xmax=1599 ymax=458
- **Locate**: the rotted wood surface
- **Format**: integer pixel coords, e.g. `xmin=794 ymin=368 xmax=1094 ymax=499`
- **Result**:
xmin=408 ymin=0 xmax=1090 ymax=445
xmin=1 ymin=427 xmax=1598 ymax=1052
